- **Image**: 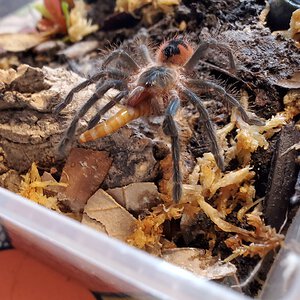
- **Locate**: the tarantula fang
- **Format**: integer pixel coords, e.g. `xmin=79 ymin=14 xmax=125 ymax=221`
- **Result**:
xmin=54 ymin=38 xmax=264 ymax=203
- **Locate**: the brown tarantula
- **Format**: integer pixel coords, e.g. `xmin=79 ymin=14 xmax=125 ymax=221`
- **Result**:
xmin=54 ymin=38 xmax=264 ymax=203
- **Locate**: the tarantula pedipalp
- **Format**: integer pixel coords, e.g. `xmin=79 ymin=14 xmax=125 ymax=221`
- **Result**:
xmin=54 ymin=38 xmax=264 ymax=203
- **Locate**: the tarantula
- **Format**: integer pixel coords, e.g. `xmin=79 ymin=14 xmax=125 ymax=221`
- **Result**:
xmin=54 ymin=38 xmax=264 ymax=203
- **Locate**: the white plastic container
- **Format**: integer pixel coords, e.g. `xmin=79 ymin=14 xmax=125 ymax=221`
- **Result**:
xmin=0 ymin=187 xmax=251 ymax=300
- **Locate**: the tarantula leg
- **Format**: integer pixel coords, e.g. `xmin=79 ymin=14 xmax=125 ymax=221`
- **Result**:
xmin=162 ymin=92 xmax=182 ymax=203
xmin=138 ymin=44 xmax=153 ymax=65
xmin=54 ymin=69 xmax=127 ymax=114
xmin=102 ymin=49 xmax=140 ymax=72
xmin=182 ymin=88 xmax=225 ymax=171
xmin=88 ymin=90 xmax=129 ymax=129
xmin=189 ymin=80 xmax=265 ymax=126
xmin=184 ymin=41 xmax=236 ymax=73
xmin=58 ymin=80 xmax=125 ymax=154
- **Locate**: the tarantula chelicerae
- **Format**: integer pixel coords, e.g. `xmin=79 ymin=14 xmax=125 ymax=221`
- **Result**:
xmin=54 ymin=38 xmax=264 ymax=203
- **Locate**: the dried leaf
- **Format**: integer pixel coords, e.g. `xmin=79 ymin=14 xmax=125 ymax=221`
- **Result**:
xmin=82 ymin=189 xmax=136 ymax=241
xmin=276 ymin=72 xmax=300 ymax=89
xmin=58 ymin=148 xmax=112 ymax=212
xmin=57 ymin=40 xmax=99 ymax=59
xmin=162 ymin=248 xmax=236 ymax=279
xmin=68 ymin=1 xmax=99 ymax=42
xmin=107 ymin=182 xmax=161 ymax=212
xmin=0 ymin=32 xmax=50 ymax=52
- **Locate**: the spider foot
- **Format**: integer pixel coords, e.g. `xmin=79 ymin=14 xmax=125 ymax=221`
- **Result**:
xmin=242 ymin=111 xmax=265 ymax=126
xmin=87 ymin=114 xmax=100 ymax=130
xmin=248 ymin=118 xmax=265 ymax=126
xmin=57 ymin=136 xmax=72 ymax=157
xmin=53 ymin=102 xmax=66 ymax=115
xmin=214 ymin=154 xmax=225 ymax=171
xmin=173 ymin=181 xmax=182 ymax=203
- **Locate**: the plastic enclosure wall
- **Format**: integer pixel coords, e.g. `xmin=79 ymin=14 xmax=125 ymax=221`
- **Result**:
xmin=0 ymin=187 xmax=250 ymax=300
xmin=261 ymin=208 xmax=300 ymax=300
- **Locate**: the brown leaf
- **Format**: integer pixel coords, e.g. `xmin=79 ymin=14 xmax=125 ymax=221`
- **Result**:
xmin=0 ymin=32 xmax=51 ymax=52
xmin=162 ymin=248 xmax=237 ymax=279
xmin=276 ymin=72 xmax=300 ymax=89
xmin=82 ymin=189 xmax=136 ymax=241
xmin=58 ymin=148 xmax=112 ymax=212
xmin=106 ymin=182 xmax=161 ymax=212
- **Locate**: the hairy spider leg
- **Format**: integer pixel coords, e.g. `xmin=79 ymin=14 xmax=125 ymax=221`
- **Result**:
xmin=138 ymin=44 xmax=154 ymax=65
xmin=58 ymin=80 xmax=125 ymax=154
xmin=79 ymin=101 xmax=151 ymax=143
xmin=184 ymin=41 xmax=236 ymax=73
xmin=182 ymin=88 xmax=225 ymax=170
xmin=88 ymin=90 xmax=129 ymax=129
xmin=162 ymin=91 xmax=182 ymax=203
xmin=102 ymin=49 xmax=140 ymax=71
xmin=189 ymin=80 xmax=265 ymax=126
xmin=54 ymin=69 xmax=126 ymax=114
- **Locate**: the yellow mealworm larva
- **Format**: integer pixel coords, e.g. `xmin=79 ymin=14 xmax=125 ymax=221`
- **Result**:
xmin=79 ymin=103 xmax=151 ymax=143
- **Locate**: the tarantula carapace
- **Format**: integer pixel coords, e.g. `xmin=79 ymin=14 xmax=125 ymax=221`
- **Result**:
xmin=54 ymin=38 xmax=264 ymax=203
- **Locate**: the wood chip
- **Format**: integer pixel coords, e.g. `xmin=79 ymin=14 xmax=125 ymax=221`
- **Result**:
xmin=82 ymin=189 xmax=136 ymax=241
xmin=58 ymin=148 xmax=112 ymax=212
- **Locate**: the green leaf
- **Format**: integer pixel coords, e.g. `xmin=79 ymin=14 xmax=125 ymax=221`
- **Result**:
xmin=61 ymin=1 xmax=70 ymax=28
xmin=34 ymin=3 xmax=52 ymax=19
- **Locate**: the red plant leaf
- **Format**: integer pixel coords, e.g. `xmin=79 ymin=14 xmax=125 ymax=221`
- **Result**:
xmin=44 ymin=0 xmax=67 ymax=33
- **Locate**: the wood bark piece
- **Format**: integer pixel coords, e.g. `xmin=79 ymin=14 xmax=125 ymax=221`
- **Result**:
xmin=0 ymin=64 xmax=160 ymax=190
xmin=264 ymin=123 xmax=300 ymax=230
xmin=82 ymin=189 xmax=136 ymax=241
xmin=106 ymin=182 xmax=161 ymax=213
xmin=162 ymin=248 xmax=236 ymax=279
xmin=0 ymin=169 xmax=21 ymax=193
xmin=58 ymin=148 xmax=112 ymax=212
